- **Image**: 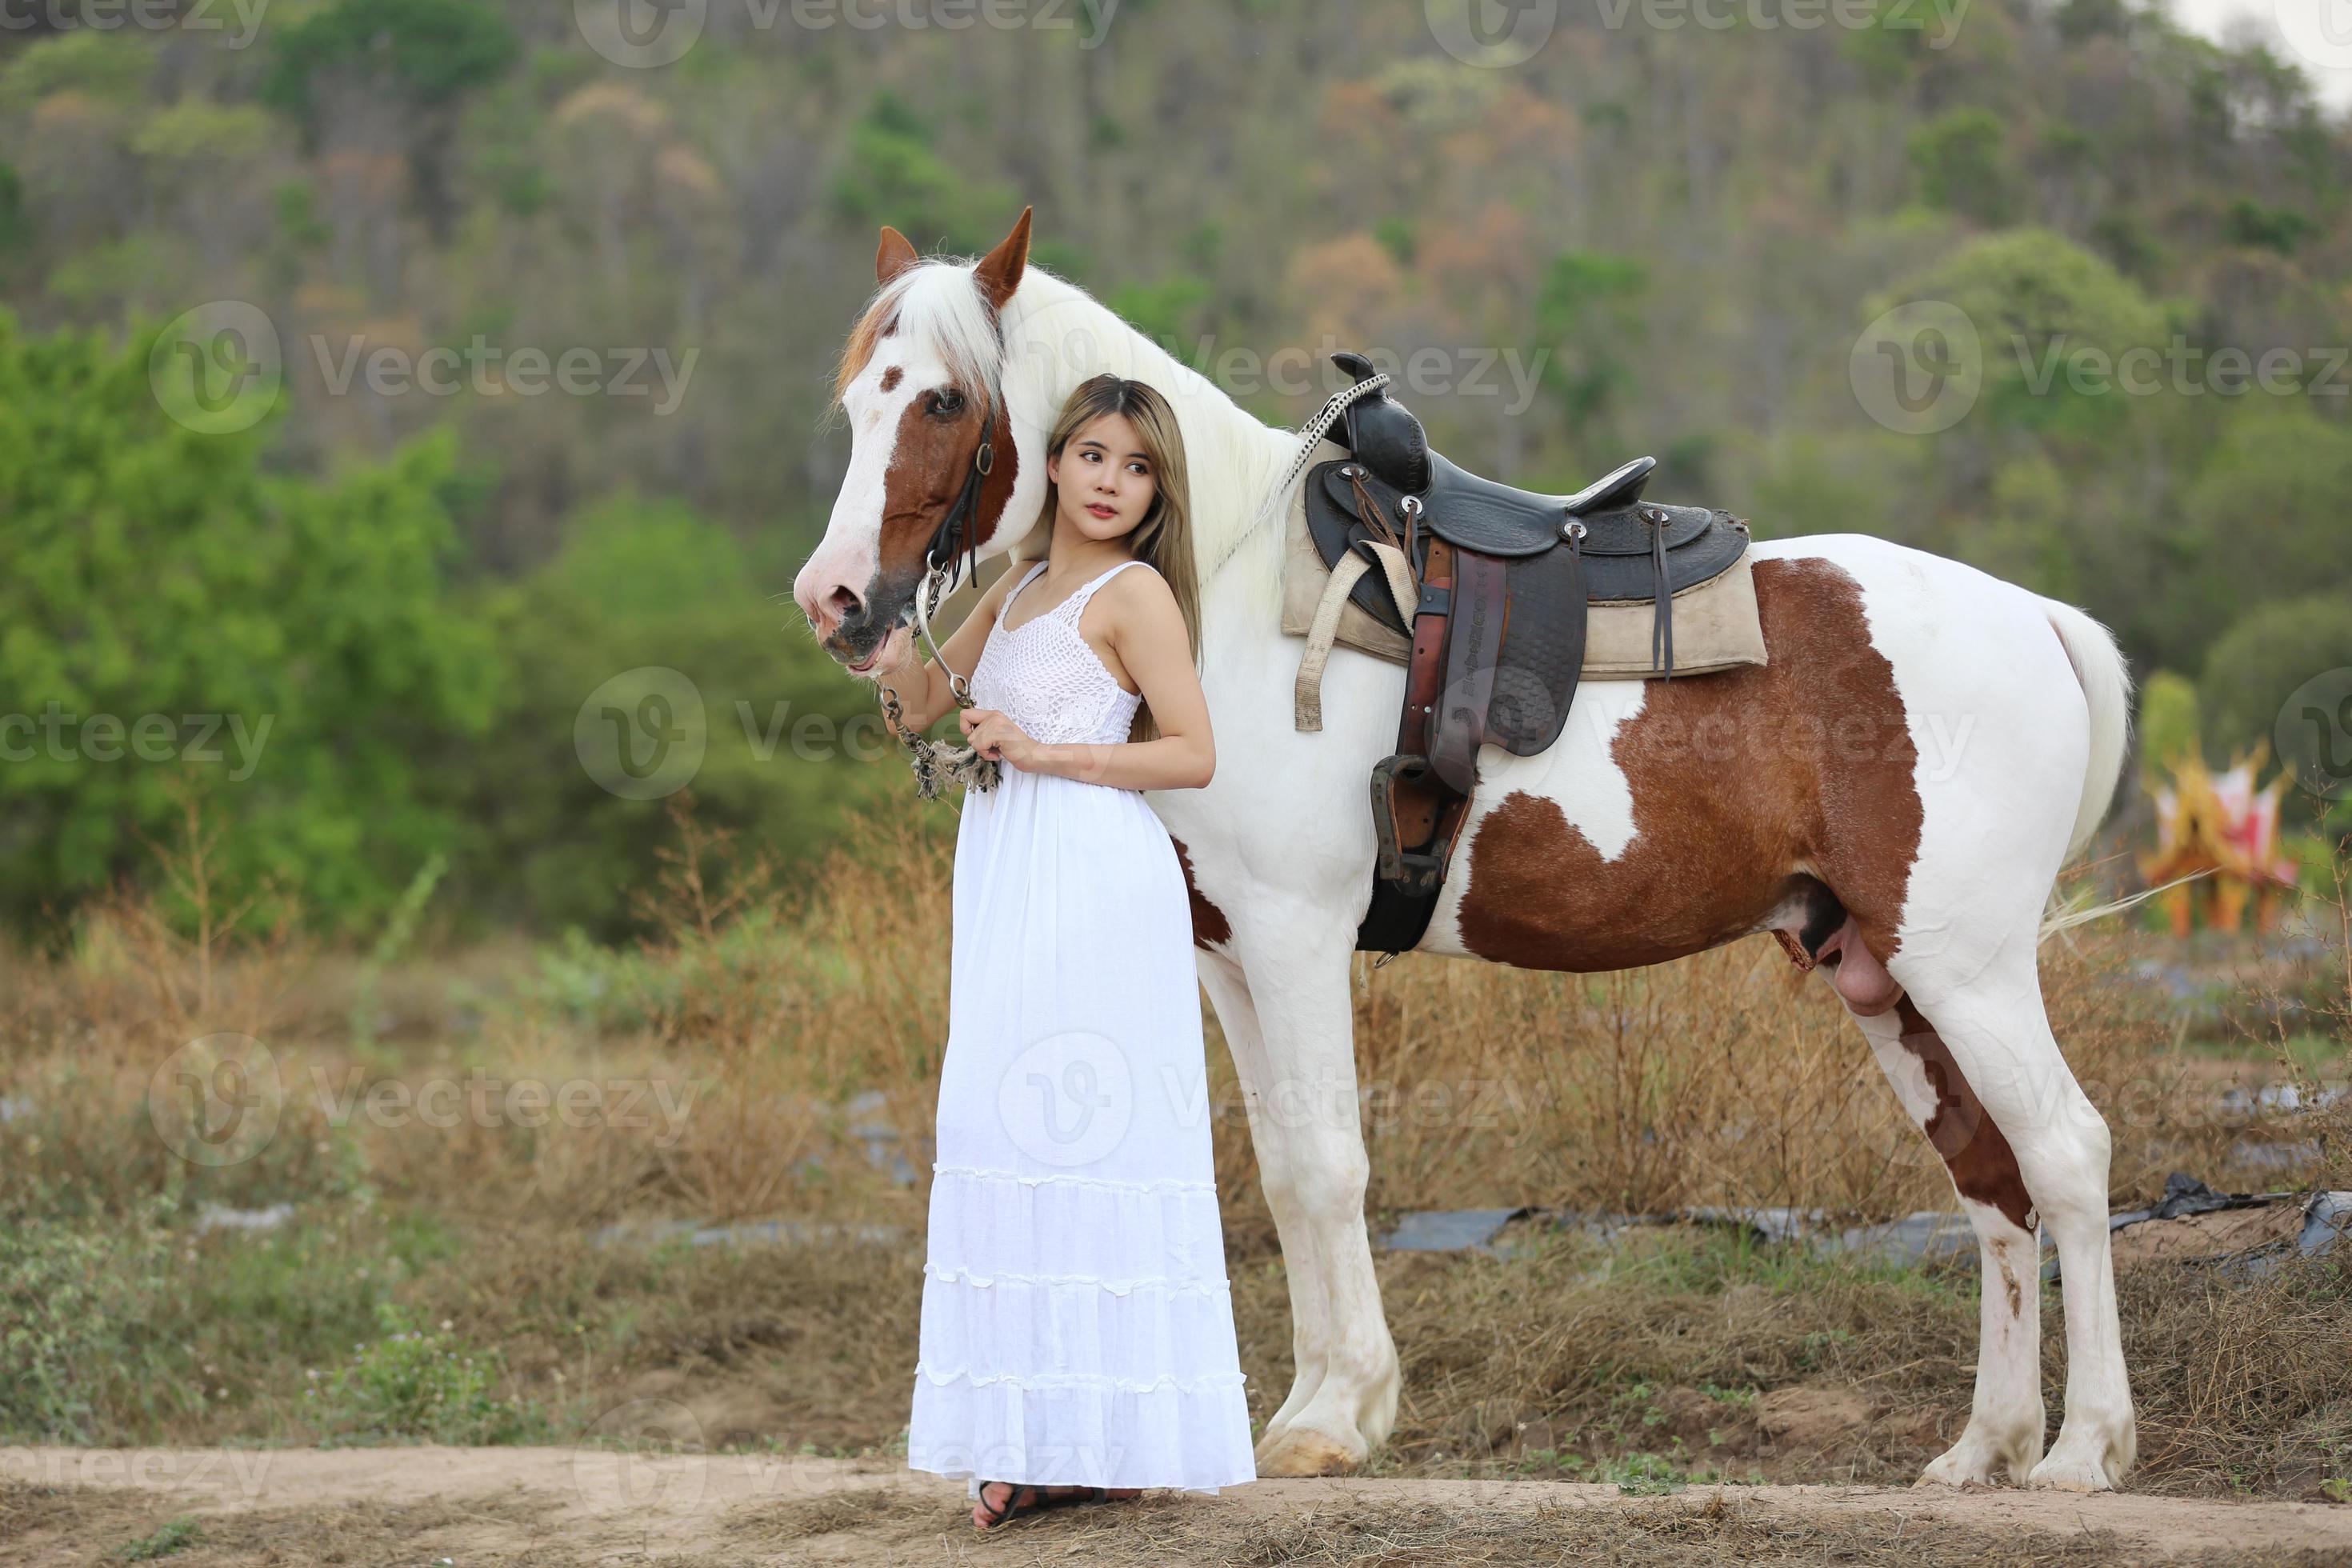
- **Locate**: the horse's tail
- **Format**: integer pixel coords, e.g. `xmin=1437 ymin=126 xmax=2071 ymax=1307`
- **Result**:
xmin=2042 ymin=598 xmax=2134 ymax=865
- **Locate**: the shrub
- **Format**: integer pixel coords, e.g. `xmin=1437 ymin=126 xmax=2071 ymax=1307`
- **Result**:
xmin=313 ymin=1300 xmax=544 ymax=1445
xmin=0 ymin=1191 xmax=178 ymax=1443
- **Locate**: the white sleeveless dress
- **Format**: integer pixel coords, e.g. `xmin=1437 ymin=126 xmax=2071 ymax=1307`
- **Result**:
xmin=906 ymin=556 xmax=1257 ymax=1495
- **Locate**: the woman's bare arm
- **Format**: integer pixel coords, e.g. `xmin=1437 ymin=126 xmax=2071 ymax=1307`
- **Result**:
xmin=1024 ymin=569 xmax=1214 ymax=792
xmin=871 ymin=565 xmax=1021 ymax=731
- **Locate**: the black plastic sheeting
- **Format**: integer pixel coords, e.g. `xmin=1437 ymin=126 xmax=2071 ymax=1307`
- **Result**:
xmin=1372 ymin=1173 xmax=2351 ymax=1283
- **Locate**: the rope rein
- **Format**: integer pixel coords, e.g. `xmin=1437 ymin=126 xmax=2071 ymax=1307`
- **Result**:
xmin=1205 ymin=370 xmax=1391 ymax=585
xmin=879 ymin=370 xmax=1394 ymax=800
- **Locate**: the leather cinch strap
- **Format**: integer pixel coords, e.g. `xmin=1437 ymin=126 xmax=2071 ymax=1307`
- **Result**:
xmin=1650 ymin=510 xmax=1674 ymax=677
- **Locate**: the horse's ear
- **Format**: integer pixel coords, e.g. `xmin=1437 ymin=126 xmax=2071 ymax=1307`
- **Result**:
xmin=972 ymin=206 xmax=1033 ymax=313
xmin=877 ymin=226 xmax=919 ymax=286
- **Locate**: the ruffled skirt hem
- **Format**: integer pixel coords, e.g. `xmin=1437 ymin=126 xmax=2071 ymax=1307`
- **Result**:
xmin=907 ymin=1367 xmax=1257 ymax=1492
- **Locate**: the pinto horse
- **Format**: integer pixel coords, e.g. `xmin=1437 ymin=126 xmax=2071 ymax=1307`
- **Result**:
xmin=792 ymin=210 xmax=2138 ymax=1492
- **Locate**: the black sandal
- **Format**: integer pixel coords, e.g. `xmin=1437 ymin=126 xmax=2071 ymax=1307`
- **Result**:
xmin=972 ymin=1482 xmax=1114 ymax=1529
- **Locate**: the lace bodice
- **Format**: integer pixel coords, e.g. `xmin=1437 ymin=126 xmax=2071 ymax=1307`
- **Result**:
xmin=969 ymin=558 xmax=1147 ymax=748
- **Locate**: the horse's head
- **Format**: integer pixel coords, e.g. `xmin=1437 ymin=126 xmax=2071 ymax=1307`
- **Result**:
xmin=792 ymin=208 xmax=1037 ymax=676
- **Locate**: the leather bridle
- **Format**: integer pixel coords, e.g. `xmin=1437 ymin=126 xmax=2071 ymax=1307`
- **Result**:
xmin=872 ymin=391 xmax=1007 ymax=802
xmin=908 ymin=394 xmax=998 ymax=699
xmin=921 ymin=398 xmax=997 ymax=601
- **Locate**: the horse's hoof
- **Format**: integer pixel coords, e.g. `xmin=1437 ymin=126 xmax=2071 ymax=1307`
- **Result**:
xmin=2026 ymin=1455 xmax=2114 ymax=1492
xmin=1918 ymin=1423 xmax=2041 ymax=1488
xmin=2028 ymin=1416 xmax=2133 ymax=1492
xmin=1254 ymin=1424 xmax=1365 ymax=1477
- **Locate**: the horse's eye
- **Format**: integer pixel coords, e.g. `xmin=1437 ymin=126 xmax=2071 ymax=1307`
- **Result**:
xmin=933 ymin=389 xmax=965 ymax=417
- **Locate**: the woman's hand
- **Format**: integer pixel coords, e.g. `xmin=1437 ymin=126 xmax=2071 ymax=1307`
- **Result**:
xmin=958 ymin=707 xmax=1042 ymax=770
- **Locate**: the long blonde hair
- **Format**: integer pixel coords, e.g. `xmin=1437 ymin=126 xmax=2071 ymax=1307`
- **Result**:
xmin=1018 ymin=374 xmax=1199 ymax=745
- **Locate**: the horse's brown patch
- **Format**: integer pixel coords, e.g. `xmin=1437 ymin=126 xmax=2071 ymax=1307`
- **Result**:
xmin=1896 ymin=998 xmax=2038 ymax=1236
xmin=1454 ymin=558 xmax=1922 ymax=972
xmin=1168 ymin=834 xmax=1232 ymax=951
xmin=874 ymin=395 xmax=1024 ymax=585
xmin=878 ymin=365 xmax=902 ymax=393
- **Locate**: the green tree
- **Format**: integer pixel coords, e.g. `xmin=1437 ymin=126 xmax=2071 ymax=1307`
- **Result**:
xmin=1536 ymin=250 xmax=1647 ymax=459
xmin=456 ymin=499 xmax=898 ymax=936
xmin=2170 ymin=410 xmax=2352 ymax=661
xmin=1884 ymin=227 xmax=2168 ymax=439
xmin=260 ymin=0 xmax=518 ymax=120
xmin=2200 ymin=594 xmax=2352 ymax=764
xmin=2135 ymin=670 xmax=2202 ymax=776
xmin=261 ymin=0 xmax=518 ymax=241
xmin=827 ymin=91 xmax=1018 ymax=257
xmin=0 ymin=312 xmax=498 ymax=934
xmin=1908 ymin=108 xmax=2020 ymax=226
xmin=1957 ymin=451 xmax=2076 ymax=598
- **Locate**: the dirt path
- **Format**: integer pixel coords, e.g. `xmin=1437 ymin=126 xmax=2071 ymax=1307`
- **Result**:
xmin=6 ymin=1446 xmax=2350 ymax=1565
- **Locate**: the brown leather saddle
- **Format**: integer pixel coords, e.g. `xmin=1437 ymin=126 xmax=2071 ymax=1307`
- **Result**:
xmin=1304 ymin=350 xmax=1750 ymax=956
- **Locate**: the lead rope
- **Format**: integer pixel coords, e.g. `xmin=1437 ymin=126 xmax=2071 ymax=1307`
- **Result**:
xmin=878 ymin=555 xmax=1004 ymax=801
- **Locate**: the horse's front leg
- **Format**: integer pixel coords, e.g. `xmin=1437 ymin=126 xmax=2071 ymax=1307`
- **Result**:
xmin=1195 ymin=950 xmax=1327 ymax=1457
xmin=1209 ymin=915 xmax=1398 ymax=1474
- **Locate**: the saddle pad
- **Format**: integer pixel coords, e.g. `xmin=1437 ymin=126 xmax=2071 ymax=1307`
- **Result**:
xmin=1278 ymin=449 xmax=1768 ymax=683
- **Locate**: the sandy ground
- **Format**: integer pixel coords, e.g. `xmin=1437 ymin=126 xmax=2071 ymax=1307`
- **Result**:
xmin=6 ymin=1445 xmax=2352 ymax=1565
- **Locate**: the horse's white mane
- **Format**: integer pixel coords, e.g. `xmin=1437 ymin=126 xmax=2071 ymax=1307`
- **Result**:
xmin=850 ymin=255 xmax=1295 ymax=627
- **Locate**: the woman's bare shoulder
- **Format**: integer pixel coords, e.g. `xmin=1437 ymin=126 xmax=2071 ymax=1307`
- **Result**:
xmin=1097 ymin=560 xmax=1180 ymax=640
xmin=1107 ymin=558 xmax=1174 ymax=598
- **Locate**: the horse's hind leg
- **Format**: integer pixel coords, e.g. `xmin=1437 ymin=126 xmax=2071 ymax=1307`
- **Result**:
xmin=1890 ymin=943 xmax=2136 ymax=1492
xmin=1846 ymin=1001 xmax=2046 ymax=1485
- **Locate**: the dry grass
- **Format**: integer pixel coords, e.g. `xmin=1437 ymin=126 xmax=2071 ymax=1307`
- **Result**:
xmin=2 ymin=800 xmax=2344 ymax=1486
xmin=0 ymin=794 xmax=951 ymax=1230
xmin=350 ymin=1217 xmax=2347 ymax=1498
xmin=6 ymin=793 xmax=2340 ymax=1235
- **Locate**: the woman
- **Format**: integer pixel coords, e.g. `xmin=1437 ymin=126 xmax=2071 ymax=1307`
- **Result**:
xmin=870 ymin=374 xmax=1257 ymax=1530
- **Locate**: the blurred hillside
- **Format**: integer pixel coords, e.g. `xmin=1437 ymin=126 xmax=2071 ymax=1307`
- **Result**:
xmin=2 ymin=0 xmax=2348 ymax=935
